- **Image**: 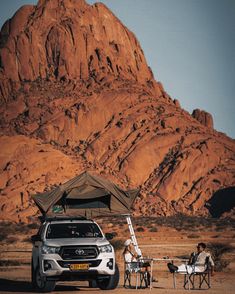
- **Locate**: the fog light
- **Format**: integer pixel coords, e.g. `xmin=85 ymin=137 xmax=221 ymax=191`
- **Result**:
xmin=44 ymin=260 xmax=52 ymax=271
xmin=106 ymin=258 xmax=113 ymax=270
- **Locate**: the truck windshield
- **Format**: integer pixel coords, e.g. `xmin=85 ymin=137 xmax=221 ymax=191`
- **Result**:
xmin=46 ymin=223 xmax=103 ymax=239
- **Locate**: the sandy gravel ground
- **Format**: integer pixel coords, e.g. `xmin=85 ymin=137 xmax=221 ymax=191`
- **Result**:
xmin=0 ymin=263 xmax=234 ymax=294
xmin=0 ymin=222 xmax=234 ymax=293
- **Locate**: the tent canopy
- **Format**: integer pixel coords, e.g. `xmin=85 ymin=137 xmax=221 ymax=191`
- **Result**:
xmin=32 ymin=171 xmax=139 ymax=217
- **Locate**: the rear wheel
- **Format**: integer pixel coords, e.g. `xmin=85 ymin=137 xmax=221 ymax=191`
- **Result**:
xmin=97 ymin=263 xmax=119 ymax=290
xmin=34 ymin=265 xmax=56 ymax=293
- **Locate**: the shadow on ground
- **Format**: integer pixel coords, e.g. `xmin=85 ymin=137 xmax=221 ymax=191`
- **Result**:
xmin=0 ymin=279 xmax=33 ymax=293
xmin=0 ymin=279 xmax=91 ymax=292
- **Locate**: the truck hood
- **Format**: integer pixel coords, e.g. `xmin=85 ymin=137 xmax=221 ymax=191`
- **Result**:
xmin=44 ymin=237 xmax=109 ymax=247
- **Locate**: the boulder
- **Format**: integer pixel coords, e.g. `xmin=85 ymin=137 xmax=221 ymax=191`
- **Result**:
xmin=192 ymin=109 xmax=214 ymax=129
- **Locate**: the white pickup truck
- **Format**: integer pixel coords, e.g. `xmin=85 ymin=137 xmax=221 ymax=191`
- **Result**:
xmin=31 ymin=216 xmax=119 ymax=292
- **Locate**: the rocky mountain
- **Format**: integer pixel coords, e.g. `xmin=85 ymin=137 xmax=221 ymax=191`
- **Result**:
xmin=0 ymin=0 xmax=234 ymax=222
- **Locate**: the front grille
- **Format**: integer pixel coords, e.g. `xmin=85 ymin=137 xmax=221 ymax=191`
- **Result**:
xmin=57 ymin=260 xmax=102 ymax=268
xmin=60 ymin=246 xmax=98 ymax=260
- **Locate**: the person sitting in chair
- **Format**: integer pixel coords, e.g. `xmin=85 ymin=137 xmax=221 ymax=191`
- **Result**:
xmin=167 ymin=242 xmax=215 ymax=275
xmin=123 ymin=239 xmax=138 ymax=263
xmin=123 ymin=239 xmax=154 ymax=286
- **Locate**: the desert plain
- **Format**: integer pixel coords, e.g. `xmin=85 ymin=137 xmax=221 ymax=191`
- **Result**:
xmin=0 ymin=216 xmax=234 ymax=294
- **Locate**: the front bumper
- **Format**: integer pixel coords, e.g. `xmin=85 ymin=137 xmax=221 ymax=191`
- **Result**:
xmin=47 ymin=270 xmax=110 ymax=281
xmin=40 ymin=253 xmax=115 ymax=279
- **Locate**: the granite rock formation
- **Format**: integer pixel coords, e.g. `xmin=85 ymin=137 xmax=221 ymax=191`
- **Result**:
xmin=192 ymin=109 xmax=214 ymax=129
xmin=0 ymin=0 xmax=152 ymax=102
xmin=0 ymin=0 xmax=234 ymax=222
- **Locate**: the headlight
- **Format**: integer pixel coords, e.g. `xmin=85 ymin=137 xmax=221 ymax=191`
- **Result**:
xmin=41 ymin=245 xmax=60 ymax=254
xmin=99 ymin=244 xmax=113 ymax=253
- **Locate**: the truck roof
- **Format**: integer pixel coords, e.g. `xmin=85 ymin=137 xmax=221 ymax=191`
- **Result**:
xmin=39 ymin=216 xmax=94 ymax=223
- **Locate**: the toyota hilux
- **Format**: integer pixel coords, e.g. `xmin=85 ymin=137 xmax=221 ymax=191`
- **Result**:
xmin=31 ymin=217 xmax=119 ymax=292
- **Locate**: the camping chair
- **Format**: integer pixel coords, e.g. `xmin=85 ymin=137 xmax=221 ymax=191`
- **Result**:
xmin=124 ymin=261 xmax=148 ymax=289
xmin=172 ymin=259 xmax=188 ymax=289
xmin=172 ymin=256 xmax=211 ymax=290
xmin=183 ymin=256 xmax=211 ymax=290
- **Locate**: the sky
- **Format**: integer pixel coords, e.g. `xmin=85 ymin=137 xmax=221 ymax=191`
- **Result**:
xmin=0 ymin=0 xmax=234 ymax=138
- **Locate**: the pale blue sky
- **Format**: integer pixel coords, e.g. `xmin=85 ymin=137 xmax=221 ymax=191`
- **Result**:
xmin=0 ymin=0 xmax=234 ymax=138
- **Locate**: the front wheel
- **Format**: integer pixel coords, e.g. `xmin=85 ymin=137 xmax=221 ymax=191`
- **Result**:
xmin=34 ymin=265 xmax=56 ymax=293
xmin=97 ymin=263 xmax=119 ymax=290
xmin=89 ymin=280 xmax=98 ymax=288
xmin=31 ymin=259 xmax=36 ymax=288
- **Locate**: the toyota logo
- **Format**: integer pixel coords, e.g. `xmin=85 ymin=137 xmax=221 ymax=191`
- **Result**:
xmin=75 ymin=249 xmax=85 ymax=255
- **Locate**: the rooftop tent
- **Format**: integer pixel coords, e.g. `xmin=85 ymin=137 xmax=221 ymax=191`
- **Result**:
xmin=32 ymin=171 xmax=140 ymax=217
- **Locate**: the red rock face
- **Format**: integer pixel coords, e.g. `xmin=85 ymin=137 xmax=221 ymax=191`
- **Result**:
xmin=0 ymin=0 xmax=152 ymax=102
xmin=0 ymin=0 xmax=234 ymax=222
xmin=192 ymin=109 xmax=214 ymax=129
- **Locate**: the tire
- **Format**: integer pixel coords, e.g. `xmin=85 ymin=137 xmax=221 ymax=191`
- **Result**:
xmin=97 ymin=263 xmax=120 ymax=290
xmin=31 ymin=259 xmax=36 ymax=289
xmin=34 ymin=265 xmax=56 ymax=293
xmin=89 ymin=280 xmax=98 ymax=288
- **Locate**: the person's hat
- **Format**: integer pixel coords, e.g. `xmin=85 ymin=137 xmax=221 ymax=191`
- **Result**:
xmin=124 ymin=239 xmax=132 ymax=247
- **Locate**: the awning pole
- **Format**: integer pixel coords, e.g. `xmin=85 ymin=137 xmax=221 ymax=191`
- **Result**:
xmin=125 ymin=214 xmax=142 ymax=257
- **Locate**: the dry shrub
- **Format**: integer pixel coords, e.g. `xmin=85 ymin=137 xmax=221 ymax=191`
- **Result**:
xmin=5 ymin=236 xmax=18 ymax=244
xmin=110 ymin=232 xmax=118 ymax=238
xmin=0 ymin=260 xmax=21 ymax=267
xmin=136 ymin=227 xmax=144 ymax=232
xmin=98 ymin=215 xmax=235 ymax=234
xmin=0 ymin=231 xmax=7 ymax=242
xmin=215 ymin=227 xmax=224 ymax=232
xmin=148 ymin=214 xmax=235 ymax=232
xmin=0 ymin=222 xmax=16 ymax=236
xmin=23 ymin=236 xmax=32 ymax=243
xmin=26 ymin=223 xmax=39 ymax=230
xmin=0 ymin=221 xmax=40 ymax=244
xmin=208 ymin=242 xmax=234 ymax=272
xmin=187 ymin=234 xmax=200 ymax=239
xmin=110 ymin=239 xmax=125 ymax=251
xmin=149 ymin=227 xmax=158 ymax=232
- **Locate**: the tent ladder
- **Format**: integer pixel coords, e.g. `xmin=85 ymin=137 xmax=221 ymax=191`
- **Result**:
xmin=125 ymin=215 xmax=142 ymax=257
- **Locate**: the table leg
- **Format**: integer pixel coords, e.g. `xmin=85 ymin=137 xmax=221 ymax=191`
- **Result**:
xmin=150 ymin=260 xmax=153 ymax=290
xmin=173 ymin=272 xmax=176 ymax=289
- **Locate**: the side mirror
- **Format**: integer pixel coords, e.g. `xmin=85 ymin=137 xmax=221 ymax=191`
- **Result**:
xmin=31 ymin=234 xmax=41 ymax=242
xmin=105 ymin=233 xmax=114 ymax=240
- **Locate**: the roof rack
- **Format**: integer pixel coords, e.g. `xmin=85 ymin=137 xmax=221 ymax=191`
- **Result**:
xmin=38 ymin=215 xmax=87 ymax=223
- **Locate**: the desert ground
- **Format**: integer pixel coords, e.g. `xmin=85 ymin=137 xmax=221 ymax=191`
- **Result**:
xmin=0 ymin=216 xmax=235 ymax=294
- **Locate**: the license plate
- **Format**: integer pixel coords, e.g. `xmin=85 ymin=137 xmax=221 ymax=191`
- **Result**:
xmin=70 ymin=264 xmax=89 ymax=271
